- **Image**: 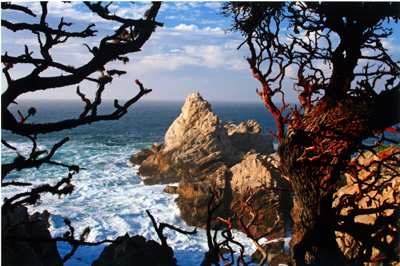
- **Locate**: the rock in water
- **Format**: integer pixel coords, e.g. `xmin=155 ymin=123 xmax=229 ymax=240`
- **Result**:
xmin=163 ymin=92 xmax=229 ymax=155
xmin=225 ymin=119 xmax=274 ymax=155
xmin=92 ymin=234 xmax=177 ymax=266
xmin=135 ymin=92 xmax=274 ymax=184
xmin=2 ymin=206 xmax=63 ymax=266
xmin=131 ymin=92 xmax=291 ymax=261
xmin=163 ymin=185 xmax=178 ymax=194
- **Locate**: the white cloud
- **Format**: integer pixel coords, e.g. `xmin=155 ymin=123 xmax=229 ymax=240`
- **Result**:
xmin=126 ymin=42 xmax=247 ymax=74
xmin=108 ymin=2 xmax=152 ymax=20
xmin=204 ymin=2 xmax=223 ymax=11
xmin=126 ymin=52 xmax=201 ymax=73
xmin=172 ymin=24 xmax=224 ymax=34
xmin=165 ymin=15 xmax=196 ymax=21
xmin=175 ymin=24 xmax=199 ymax=31
xmin=41 ymin=2 xmax=105 ymax=23
xmin=199 ymin=19 xmax=227 ymax=26
xmin=203 ymin=26 xmax=223 ymax=32
xmin=381 ymin=38 xmax=400 ymax=55
xmin=121 ymin=22 xmax=248 ymax=74
xmin=182 ymin=45 xmax=239 ymax=69
xmin=224 ymin=40 xmax=242 ymax=50
xmin=166 ymin=2 xmax=202 ymax=11
xmin=26 ymin=2 xmax=152 ymax=26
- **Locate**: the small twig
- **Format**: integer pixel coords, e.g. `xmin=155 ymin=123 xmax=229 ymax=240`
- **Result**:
xmin=2 ymin=181 xmax=32 ymax=187
xmin=262 ymin=184 xmax=294 ymax=192
xmin=1 ymin=139 xmax=17 ymax=150
xmin=76 ymin=86 xmax=91 ymax=118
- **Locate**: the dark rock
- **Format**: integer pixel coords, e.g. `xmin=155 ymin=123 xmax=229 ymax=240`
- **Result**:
xmin=130 ymin=143 xmax=163 ymax=166
xmin=130 ymin=148 xmax=154 ymax=165
xmin=176 ymin=162 xmax=230 ymax=228
xmin=2 ymin=206 xmax=63 ymax=266
xmin=92 ymin=233 xmax=177 ymax=266
xmin=163 ymin=185 xmax=178 ymax=194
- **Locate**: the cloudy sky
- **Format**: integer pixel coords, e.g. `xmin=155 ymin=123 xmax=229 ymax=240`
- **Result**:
xmin=2 ymin=1 xmax=400 ymax=103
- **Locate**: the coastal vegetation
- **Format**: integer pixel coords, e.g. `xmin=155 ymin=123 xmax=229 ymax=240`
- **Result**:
xmin=222 ymin=2 xmax=400 ymax=265
xmin=1 ymin=2 xmax=167 ymax=265
xmin=2 ymin=1 xmax=400 ymax=266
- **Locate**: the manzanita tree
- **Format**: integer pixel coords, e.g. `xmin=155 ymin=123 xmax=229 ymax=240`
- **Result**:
xmin=1 ymin=1 xmax=162 ymax=263
xmin=223 ymin=2 xmax=400 ymax=265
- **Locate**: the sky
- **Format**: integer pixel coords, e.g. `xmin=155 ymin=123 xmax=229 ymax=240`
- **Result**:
xmin=2 ymin=1 xmax=400 ymax=104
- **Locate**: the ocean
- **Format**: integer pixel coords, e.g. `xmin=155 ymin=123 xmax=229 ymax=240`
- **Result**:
xmin=1 ymin=99 xmax=280 ymax=266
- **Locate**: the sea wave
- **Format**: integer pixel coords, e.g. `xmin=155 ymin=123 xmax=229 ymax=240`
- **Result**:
xmin=1 ymin=101 xmax=282 ymax=265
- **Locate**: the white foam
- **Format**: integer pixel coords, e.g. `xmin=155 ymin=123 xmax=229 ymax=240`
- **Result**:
xmin=21 ymin=179 xmax=260 ymax=265
xmin=2 ymin=141 xmax=263 ymax=265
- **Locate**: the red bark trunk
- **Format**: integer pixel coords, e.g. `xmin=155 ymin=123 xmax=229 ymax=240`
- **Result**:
xmin=281 ymin=96 xmax=377 ymax=265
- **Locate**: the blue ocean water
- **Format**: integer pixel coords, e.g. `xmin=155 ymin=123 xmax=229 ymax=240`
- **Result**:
xmin=1 ymin=99 xmax=279 ymax=265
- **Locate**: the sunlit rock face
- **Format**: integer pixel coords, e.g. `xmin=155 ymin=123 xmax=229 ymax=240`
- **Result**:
xmin=333 ymin=147 xmax=400 ymax=262
xmin=130 ymin=92 xmax=291 ymax=252
xmin=132 ymin=91 xmax=274 ymax=184
xmin=131 ymin=93 xmax=400 ymax=265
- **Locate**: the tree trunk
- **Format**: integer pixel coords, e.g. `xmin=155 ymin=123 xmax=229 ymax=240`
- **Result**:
xmin=281 ymin=96 xmax=376 ymax=265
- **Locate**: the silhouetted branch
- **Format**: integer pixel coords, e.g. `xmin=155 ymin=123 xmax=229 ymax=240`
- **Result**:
xmin=201 ymin=189 xmax=222 ymax=266
xmin=2 ymin=181 xmax=32 ymax=187
xmin=2 ymin=2 xmax=162 ymax=135
xmin=237 ymin=189 xmax=281 ymax=266
xmin=3 ymin=80 xmax=152 ymax=136
xmin=201 ymin=188 xmax=280 ymax=266
xmin=1 ymin=137 xmax=80 ymax=181
xmin=2 ymin=173 xmax=75 ymax=214
xmin=4 ymin=218 xmax=114 ymax=264
xmin=1 ymin=2 xmax=163 ymax=264
xmin=146 ymin=210 xmax=197 ymax=249
xmin=1 ymin=139 xmax=17 ymax=150
xmin=1 ymin=2 xmax=37 ymax=17
xmin=261 ymin=185 xmax=294 ymax=192
xmin=1 ymin=13 xmax=96 ymax=38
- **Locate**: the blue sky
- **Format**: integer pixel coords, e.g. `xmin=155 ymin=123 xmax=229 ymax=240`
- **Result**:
xmin=2 ymin=1 xmax=400 ymax=103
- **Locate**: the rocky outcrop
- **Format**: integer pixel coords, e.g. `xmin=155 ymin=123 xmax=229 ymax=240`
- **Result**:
xmin=132 ymin=92 xmax=399 ymax=265
xmin=251 ymin=240 xmax=291 ymax=266
xmin=2 ymin=206 xmax=63 ymax=266
xmin=225 ymin=119 xmax=274 ymax=155
xmin=333 ymin=147 xmax=400 ymax=264
xmin=92 ymin=233 xmax=177 ymax=266
xmin=289 ymin=146 xmax=400 ymax=265
xmin=229 ymin=153 xmax=293 ymax=239
xmin=163 ymin=185 xmax=178 ymax=194
xmin=132 ymin=92 xmax=274 ymax=185
xmin=131 ymin=92 xmax=292 ymax=260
